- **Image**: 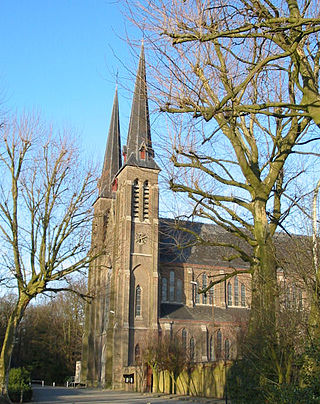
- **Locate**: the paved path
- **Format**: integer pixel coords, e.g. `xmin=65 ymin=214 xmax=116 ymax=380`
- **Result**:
xmin=32 ymin=386 xmax=225 ymax=404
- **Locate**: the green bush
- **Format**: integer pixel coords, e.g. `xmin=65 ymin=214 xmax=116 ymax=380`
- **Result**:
xmin=264 ymin=384 xmax=320 ymax=404
xmin=227 ymin=358 xmax=265 ymax=404
xmin=8 ymin=368 xmax=32 ymax=403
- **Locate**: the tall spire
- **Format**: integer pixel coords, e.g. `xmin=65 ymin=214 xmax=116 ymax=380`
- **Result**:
xmin=124 ymin=44 xmax=158 ymax=169
xmin=99 ymin=88 xmax=122 ymax=198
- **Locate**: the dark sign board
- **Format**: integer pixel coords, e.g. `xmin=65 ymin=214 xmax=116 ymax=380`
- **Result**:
xmin=123 ymin=373 xmax=134 ymax=384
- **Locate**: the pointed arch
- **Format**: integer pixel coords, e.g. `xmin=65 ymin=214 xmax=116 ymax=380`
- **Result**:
xmin=217 ymin=330 xmax=222 ymax=359
xmin=182 ymin=328 xmax=187 ymax=352
xmin=298 ymin=288 xmax=303 ymax=309
xmin=209 ymin=335 xmax=214 ymax=361
xmin=225 ymin=339 xmax=230 ymax=360
xmin=135 ymin=343 xmax=141 ymax=364
xmin=176 ymin=278 xmax=183 ymax=302
xmin=135 ymin=285 xmax=141 ymax=317
xmin=227 ymin=281 xmax=232 ymax=306
xmin=195 ymin=281 xmax=200 ymax=304
xmin=241 ymin=283 xmax=246 ymax=307
xmin=234 ymin=276 xmax=239 ymax=306
xmin=190 ymin=337 xmax=195 ymax=361
xmin=292 ymin=284 xmax=297 ymax=308
xmin=162 ymin=277 xmax=167 ymax=302
xmin=209 ymin=285 xmax=214 ymax=305
xmin=202 ymin=273 xmax=207 ymax=304
xmin=169 ymin=270 xmax=175 ymax=301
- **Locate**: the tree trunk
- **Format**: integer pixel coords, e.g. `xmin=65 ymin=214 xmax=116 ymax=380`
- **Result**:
xmin=309 ymin=179 xmax=320 ymax=337
xmin=250 ymin=201 xmax=277 ymax=337
xmin=0 ymin=295 xmax=30 ymax=403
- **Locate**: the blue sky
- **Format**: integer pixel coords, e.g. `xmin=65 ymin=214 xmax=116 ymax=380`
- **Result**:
xmin=0 ymin=0 xmax=143 ymax=162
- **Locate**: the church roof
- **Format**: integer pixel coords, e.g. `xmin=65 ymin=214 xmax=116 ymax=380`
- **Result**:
xmin=160 ymin=303 xmax=250 ymax=323
xmin=125 ymin=44 xmax=159 ymax=170
xmin=159 ymin=218 xmax=251 ymax=268
xmin=99 ymin=88 xmax=122 ymax=198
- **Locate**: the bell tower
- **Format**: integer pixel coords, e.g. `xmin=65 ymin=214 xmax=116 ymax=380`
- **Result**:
xmin=82 ymin=88 xmax=121 ymax=387
xmin=111 ymin=44 xmax=160 ymax=386
xmin=82 ymin=44 xmax=160 ymax=389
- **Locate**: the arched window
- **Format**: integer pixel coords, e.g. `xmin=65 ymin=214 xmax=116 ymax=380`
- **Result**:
xmin=169 ymin=271 xmax=175 ymax=301
xmin=227 ymin=282 xmax=232 ymax=306
xmin=132 ymin=179 xmax=139 ymax=219
xmin=135 ymin=344 xmax=141 ymax=364
xmin=217 ymin=330 xmax=222 ymax=359
xmin=162 ymin=278 xmax=167 ymax=302
xmin=225 ymin=339 xmax=230 ymax=360
xmin=209 ymin=336 xmax=214 ymax=361
xmin=190 ymin=337 xmax=195 ymax=361
xmin=202 ymin=273 xmax=207 ymax=304
xmin=298 ymin=288 xmax=303 ymax=309
xmin=285 ymin=286 xmax=291 ymax=309
xmin=135 ymin=285 xmax=141 ymax=316
xmin=234 ymin=276 xmax=239 ymax=306
xmin=143 ymin=181 xmax=149 ymax=220
xmin=177 ymin=279 xmax=183 ymax=302
xmin=292 ymin=284 xmax=296 ymax=308
xmin=241 ymin=283 xmax=246 ymax=307
xmin=209 ymin=286 xmax=214 ymax=305
xmin=195 ymin=281 xmax=200 ymax=304
xmin=182 ymin=329 xmax=187 ymax=352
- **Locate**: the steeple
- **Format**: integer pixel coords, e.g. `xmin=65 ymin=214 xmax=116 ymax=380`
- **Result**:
xmin=99 ymin=88 xmax=122 ymax=198
xmin=124 ymin=44 xmax=159 ymax=170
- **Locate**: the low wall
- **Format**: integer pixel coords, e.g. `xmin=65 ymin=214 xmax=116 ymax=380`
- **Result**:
xmin=129 ymin=361 xmax=230 ymax=398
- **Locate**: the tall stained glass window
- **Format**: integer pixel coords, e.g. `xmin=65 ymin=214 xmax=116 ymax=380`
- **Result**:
xmin=234 ymin=276 xmax=239 ymax=306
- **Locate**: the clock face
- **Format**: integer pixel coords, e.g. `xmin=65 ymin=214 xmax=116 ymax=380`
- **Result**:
xmin=135 ymin=232 xmax=148 ymax=245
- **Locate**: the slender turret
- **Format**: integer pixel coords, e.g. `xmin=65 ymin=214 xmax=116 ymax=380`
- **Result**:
xmin=99 ymin=88 xmax=122 ymax=198
xmin=124 ymin=44 xmax=158 ymax=169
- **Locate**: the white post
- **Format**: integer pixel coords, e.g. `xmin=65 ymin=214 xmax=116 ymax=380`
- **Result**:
xmin=53 ymin=382 xmax=55 ymax=387
xmin=42 ymin=380 xmax=44 ymax=387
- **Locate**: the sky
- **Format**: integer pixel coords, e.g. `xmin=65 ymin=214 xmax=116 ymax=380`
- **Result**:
xmin=0 ymin=0 xmax=143 ymax=163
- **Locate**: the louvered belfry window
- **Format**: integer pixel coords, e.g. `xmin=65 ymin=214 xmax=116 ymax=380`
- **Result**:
xmin=143 ymin=180 xmax=149 ymax=220
xmin=132 ymin=179 xmax=139 ymax=218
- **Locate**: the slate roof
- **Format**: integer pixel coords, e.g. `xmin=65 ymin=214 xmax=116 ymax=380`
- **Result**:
xmin=159 ymin=218 xmax=251 ymax=268
xmin=160 ymin=303 xmax=250 ymax=323
xmin=99 ymin=89 xmax=122 ymax=198
xmin=125 ymin=44 xmax=159 ymax=170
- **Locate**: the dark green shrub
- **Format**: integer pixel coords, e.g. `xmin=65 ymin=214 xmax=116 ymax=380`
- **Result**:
xmin=264 ymin=384 xmax=320 ymax=404
xmin=8 ymin=368 xmax=32 ymax=403
xmin=227 ymin=358 xmax=265 ymax=404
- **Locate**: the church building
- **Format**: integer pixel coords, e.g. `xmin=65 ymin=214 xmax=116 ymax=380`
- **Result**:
xmin=81 ymin=45 xmax=251 ymax=391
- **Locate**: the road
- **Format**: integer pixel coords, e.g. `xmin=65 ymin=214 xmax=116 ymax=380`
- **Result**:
xmin=32 ymin=386 xmax=223 ymax=404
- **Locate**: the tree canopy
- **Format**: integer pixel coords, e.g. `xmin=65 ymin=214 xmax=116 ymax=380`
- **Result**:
xmin=127 ymin=0 xmax=320 ymax=311
xmin=125 ymin=1 xmax=320 ymax=399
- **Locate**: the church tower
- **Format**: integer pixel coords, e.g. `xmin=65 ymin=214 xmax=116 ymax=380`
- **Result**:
xmin=111 ymin=44 xmax=160 ymax=387
xmin=82 ymin=45 xmax=160 ymax=388
xmin=81 ymin=89 xmax=122 ymax=386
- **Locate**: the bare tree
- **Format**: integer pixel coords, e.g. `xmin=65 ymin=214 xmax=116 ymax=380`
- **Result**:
xmin=0 ymin=114 xmax=98 ymax=403
xmin=143 ymin=335 xmax=190 ymax=395
xmin=125 ymin=0 xmax=320 ymax=337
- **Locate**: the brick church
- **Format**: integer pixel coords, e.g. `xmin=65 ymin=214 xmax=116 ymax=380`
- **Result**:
xmin=81 ymin=45 xmax=251 ymax=390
